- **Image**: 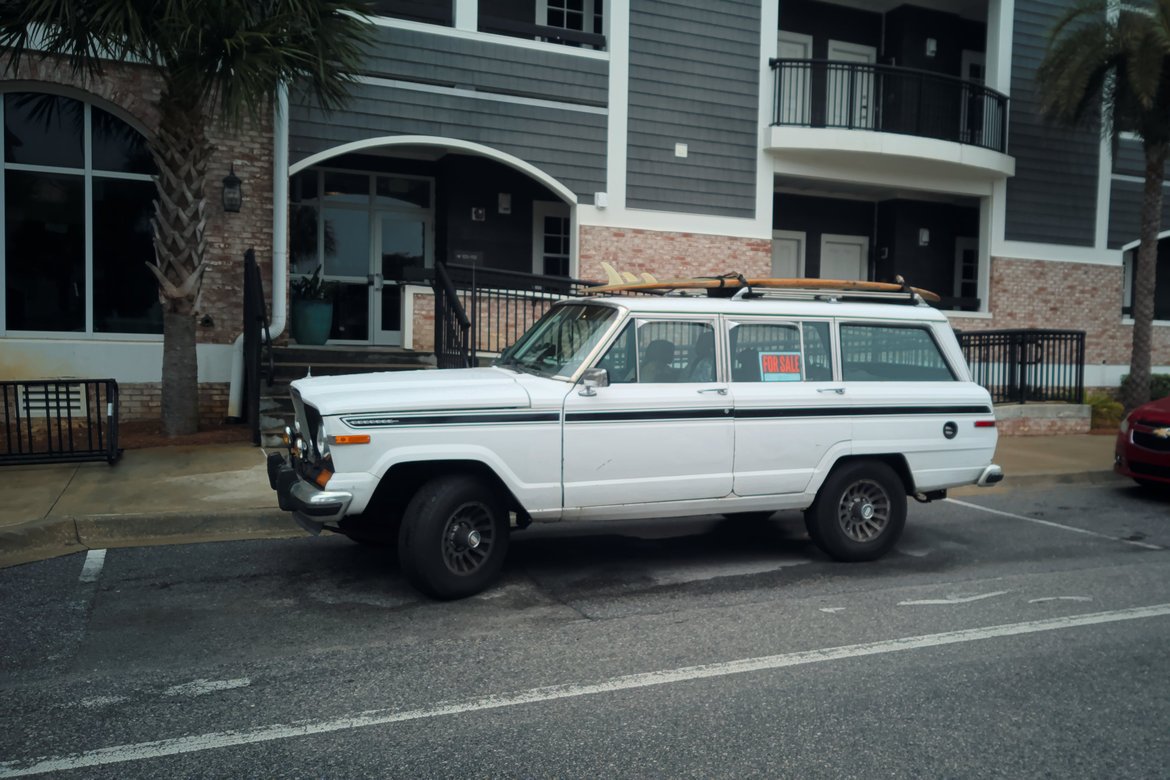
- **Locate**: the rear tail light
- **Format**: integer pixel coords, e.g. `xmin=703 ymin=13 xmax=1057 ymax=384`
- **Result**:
xmin=974 ymin=420 xmax=996 ymax=428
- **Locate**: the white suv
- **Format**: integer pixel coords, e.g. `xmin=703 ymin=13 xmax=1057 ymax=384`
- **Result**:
xmin=268 ymin=287 xmax=1002 ymax=599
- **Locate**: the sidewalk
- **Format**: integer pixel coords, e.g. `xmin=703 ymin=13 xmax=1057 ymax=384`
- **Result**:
xmin=0 ymin=434 xmax=1122 ymax=568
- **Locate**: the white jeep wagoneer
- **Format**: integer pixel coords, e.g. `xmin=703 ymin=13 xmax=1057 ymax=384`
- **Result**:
xmin=268 ymin=285 xmax=1002 ymax=599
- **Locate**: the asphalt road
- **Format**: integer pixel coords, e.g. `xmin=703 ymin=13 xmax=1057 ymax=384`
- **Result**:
xmin=2 ymin=478 xmax=1169 ymax=778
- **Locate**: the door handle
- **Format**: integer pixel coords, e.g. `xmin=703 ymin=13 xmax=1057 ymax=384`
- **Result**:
xmin=817 ymin=387 xmax=845 ymax=395
xmin=698 ymin=388 xmax=728 ymax=395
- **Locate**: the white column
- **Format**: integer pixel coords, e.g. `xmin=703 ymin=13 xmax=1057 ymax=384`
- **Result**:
xmin=454 ymin=0 xmax=477 ymax=32
xmin=604 ymin=0 xmax=629 ymax=211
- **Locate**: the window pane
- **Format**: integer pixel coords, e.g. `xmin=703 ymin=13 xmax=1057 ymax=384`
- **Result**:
xmin=91 ymin=107 xmax=154 ymax=174
xmin=596 ymin=322 xmax=635 ymax=383
xmin=289 ymin=204 xmax=321 ymax=275
xmin=802 ymin=321 xmax=833 ymax=380
xmin=323 ymin=172 xmax=370 ymax=204
xmin=3 ymin=93 xmax=84 ymax=168
xmin=93 ymin=178 xmax=162 ymax=333
xmin=322 ymin=208 xmax=369 ymax=277
xmin=375 ymin=176 xmax=430 ymax=209
xmin=730 ymin=322 xmax=801 ymax=382
xmin=637 ymin=321 xmax=715 ymax=383
xmin=290 ymin=170 xmax=319 ymax=204
xmin=4 ymin=171 xmax=85 ymax=331
xmin=331 ymin=282 xmax=369 ymax=341
xmin=840 ymin=324 xmax=955 ymax=381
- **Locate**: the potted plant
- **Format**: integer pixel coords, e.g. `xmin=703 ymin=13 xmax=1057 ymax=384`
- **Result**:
xmin=289 ymin=264 xmax=336 ymax=346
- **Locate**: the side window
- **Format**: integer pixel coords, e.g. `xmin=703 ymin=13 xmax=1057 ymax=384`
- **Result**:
xmin=636 ymin=321 xmax=717 ymax=383
xmin=729 ymin=322 xmax=803 ymax=382
xmin=596 ymin=322 xmax=636 ymax=384
xmin=840 ymin=324 xmax=956 ymax=382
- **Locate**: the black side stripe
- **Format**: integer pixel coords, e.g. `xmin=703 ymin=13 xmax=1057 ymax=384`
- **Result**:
xmin=565 ymin=409 xmax=730 ymax=423
xmin=343 ymin=412 xmax=560 ymax=428
xmin=735 ymin=405 xmax=992 ymax=419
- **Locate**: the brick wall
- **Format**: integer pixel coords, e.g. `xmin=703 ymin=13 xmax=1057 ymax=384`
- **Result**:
xmin=119 ymin=382 xmax=229 ymax=426
xmin=579 ymin=226 xmax=772 ymax=282
xmin=952 ymin=256 xmax=1170 ymax=367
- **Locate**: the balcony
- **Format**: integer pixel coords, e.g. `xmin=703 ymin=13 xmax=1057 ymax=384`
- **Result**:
xmin=766 ymin=59 xmax=1014 ymax=185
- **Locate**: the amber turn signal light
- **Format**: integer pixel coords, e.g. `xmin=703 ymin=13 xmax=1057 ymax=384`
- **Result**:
xmin=313 ymin=469 xmax=333 ymax=488
xmin=328 ymin=434 xmax=371 ymax=445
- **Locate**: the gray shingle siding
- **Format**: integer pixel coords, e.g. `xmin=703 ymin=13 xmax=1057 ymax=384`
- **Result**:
xmin=626 ymin=0 xmax=760 ymax=218
xmin=1005 ymin=0 xmax=1100 ymax=246
xmin=289 ymin=83 xmax=606 ymax=200
xmin=362 ymin=26 xmax=608 ymax=106
xmin=1107 ymin=178 xmax=1170 ymax=249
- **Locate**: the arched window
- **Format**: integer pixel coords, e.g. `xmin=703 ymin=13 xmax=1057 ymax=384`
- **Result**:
xmin=2 ymin=91 xmax=161 ymax=335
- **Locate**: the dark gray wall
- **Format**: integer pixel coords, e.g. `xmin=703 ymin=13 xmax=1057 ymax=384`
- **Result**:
xmin=779 ymin=0 xmax=881 ymax=54
xmin=290 ymin=82 xmax=606 ymax=203
xmin=361 ymin=26 xmax=607 ymax=106
xmin=289 ymin=25 xmax=607 ymax=203
xmin=1107 ymin=178 xmax=1170 ymax=249
xmin=626 ymin=0 xmax=760 ymax=217
xmin=876 ymin=199 xmax=979 ymax=296
xmin=1004 ymin=0 xmax=1100 ymax=246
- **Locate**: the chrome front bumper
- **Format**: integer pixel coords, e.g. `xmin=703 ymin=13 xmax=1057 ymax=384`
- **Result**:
xmin=268 ymin=452 xmax=353 ymax=530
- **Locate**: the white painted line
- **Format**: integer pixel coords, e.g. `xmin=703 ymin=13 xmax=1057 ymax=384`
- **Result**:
xmin=163 ymin=679 xmax=251 ymax=698
xmin=819 ymin=607 xmax=845 ymax=614
xmin=899 ymin=590 xmax=1010 ymax=606
xmin=1029 ymin=596 xmax=1093 ymax=604
xmin=945 ymin=498 xmax=1164 ymax=550
xmin=79 ymin=549 xmax=106 ymax=583
xmin=3 ymin=603 xmax=1170 ymax=777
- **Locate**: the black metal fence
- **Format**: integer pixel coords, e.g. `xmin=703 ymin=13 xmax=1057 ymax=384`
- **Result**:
xmin=436 ymin=262 xmax=595 ymax=366
xmin=433 ymin=262 xmax=473 ymax=369
xmin=770 ymin=58 xmax=1009 ymax=153
xmin=958 ymin=329 xmax=1085 ymax=404
xmin=2 ymin=379 xmax=121 ymax=465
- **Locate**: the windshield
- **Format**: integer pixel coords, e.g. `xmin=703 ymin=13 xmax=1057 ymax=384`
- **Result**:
xmin=497 ymin=303 xmax=620 ymax=379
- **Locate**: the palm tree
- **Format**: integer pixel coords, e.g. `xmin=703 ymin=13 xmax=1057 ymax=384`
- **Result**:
xmin=1038 ymin=0 xmax=1170 ymax=410
xmin=0 ymin=0 xmax=372 ymax=435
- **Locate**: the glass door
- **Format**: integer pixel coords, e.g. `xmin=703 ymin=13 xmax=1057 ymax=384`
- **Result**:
xmin=372 ymin=213 xmax=431 ymax=346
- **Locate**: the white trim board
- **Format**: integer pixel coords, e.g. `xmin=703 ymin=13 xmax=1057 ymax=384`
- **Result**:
xmin=354 ymin=75 xmax=607 ymax=115
xmin=577 ymin=204 xmax=770 ymax=239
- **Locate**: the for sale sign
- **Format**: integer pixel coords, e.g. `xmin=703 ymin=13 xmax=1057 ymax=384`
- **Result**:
xmin=759 ymin=352 xmax=802 ymax=382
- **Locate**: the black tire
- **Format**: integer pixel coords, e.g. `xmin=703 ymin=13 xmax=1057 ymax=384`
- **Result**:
xmin=398 ymin=475 xmax=510 ymax=600
xmin=804 ymin=461 xmax=906 ymax=562
xmin=721 ymin=511 xmax=775 ymax=523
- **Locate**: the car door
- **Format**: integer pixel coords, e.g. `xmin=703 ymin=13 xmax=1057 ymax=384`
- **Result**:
xmin=728 ymin=318 xmax=852 ymax=495
xmin=562 ymin=316 xmax=734 ymax=508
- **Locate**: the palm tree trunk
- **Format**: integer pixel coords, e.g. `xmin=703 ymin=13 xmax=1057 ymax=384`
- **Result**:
xmin=1123 ymin=141 xmax=1168 ymax=411
xmin=149 ymin=88 xmax=212 ymax=436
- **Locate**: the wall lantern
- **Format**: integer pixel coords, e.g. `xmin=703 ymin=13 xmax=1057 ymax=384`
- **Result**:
xmin=918 ymin=228 xmax=931 ymax=247
xmin=222 ymin=164 xmax=243 ymax=213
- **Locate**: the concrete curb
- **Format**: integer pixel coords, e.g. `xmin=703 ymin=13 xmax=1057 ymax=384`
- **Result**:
xmin=0 ymin=510 xmax=306 ymax=569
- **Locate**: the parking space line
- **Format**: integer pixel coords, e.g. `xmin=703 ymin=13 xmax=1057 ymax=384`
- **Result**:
xmin=4 ymin=603 xmax=1170 ymax=777
xmin=79 ymin=550 xmax=107 ymax=583
xmin=945 ymin=498 xmax=1163 ymax=550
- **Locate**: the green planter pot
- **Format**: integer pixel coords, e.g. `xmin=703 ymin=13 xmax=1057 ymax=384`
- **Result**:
xmin=291 ymin=299 xmax=333 ymax=346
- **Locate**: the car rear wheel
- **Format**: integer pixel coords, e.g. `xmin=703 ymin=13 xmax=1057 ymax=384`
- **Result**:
xmin=805 ymin=461 xmax=906 ymax=562
xmin=398 ymin=475 xmax=510 ymax=600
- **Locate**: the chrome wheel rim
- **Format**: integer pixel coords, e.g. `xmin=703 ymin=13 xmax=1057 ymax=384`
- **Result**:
xmin=836 ymin=479 xmax=891 ymax=543
xmin=442 ymin=502 xmax=495 ymax=575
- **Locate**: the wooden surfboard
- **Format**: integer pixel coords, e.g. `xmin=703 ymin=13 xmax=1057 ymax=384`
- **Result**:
xmin=582 ymin=275 xmax=942 ymax=303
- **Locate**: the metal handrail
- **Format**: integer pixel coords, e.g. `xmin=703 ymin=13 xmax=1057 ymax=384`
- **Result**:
xmin=958 ymin=329 xmax=1085 ymax=404
xmin=433 ymin=261 xmax=473 ymax=368
xmin=769 ymin=57 xmax=1009 ymax=153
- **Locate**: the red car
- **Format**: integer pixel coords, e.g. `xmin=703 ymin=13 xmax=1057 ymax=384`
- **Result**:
xmin=1115 ymin=395 xmax=1170 ymax=488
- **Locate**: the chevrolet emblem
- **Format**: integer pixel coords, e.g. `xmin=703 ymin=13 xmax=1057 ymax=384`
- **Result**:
xmin=1154 ymin=427 xmax=1170 ymax=440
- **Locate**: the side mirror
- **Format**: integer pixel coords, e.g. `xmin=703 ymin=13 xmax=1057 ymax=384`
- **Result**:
xmin=578 ymin=367 xmax=609 ymax=396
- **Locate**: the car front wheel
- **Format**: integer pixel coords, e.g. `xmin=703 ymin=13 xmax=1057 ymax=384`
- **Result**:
xmin=805 ymin=461 xmax=906 ymax=562
xmin=398 ymin=475 xmax=510 ymax=600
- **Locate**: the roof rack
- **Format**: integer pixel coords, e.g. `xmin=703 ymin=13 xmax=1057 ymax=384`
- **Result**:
xmin=730 ymin=286 xmax=928 ymax=306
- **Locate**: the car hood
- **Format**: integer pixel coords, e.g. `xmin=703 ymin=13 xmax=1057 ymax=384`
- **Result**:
xmin=1133 ymin=395 xmax=1170 ymax=425
xmin=290 ymin=367 xmax=534 ymax=416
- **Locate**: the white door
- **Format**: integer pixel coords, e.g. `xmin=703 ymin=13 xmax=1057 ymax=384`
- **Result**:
xmin=532 ymin=201 xmax=571 ymax=276
xmin=827 ymin=40 xmax=876 ymax=129
xmin=954 ymin=237 xmax=978 ymax=300
xmin=772 ymin=230 xmax=806 ymax=278
xmin=562 ymin=318 xmax=734 ymax=508
xmin=820 ymin=234 xmax=868 ymax=280
xmin=961 ymin=50 xmax=987 ymax=146
xmin=373 ymin=212 xmax=431 ymax=346
xmin=777 ymin=32 xmax=813 ymax=125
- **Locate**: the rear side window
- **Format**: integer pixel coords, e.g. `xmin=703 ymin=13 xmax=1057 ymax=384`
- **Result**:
xmin=840 ymin=324 xmax=956 ymax=382
xmin=729 ymin=320 xmax=833 ymax=382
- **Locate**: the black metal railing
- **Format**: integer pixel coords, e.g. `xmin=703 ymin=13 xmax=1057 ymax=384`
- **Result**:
xmin=2 ymin=379 xmax=120 ymax=465
xmin=958 ymin=329 xmax=1085 ymax=404
xmin=433 ymin=261 xmax=473 ymax=368
xmin=770 ymin=58 xmax=1009 ymax=153
xmin=435 ymin=262 xmax=596 ymax=366
xmin=242 ymin=248 xmax=273 ymax=445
